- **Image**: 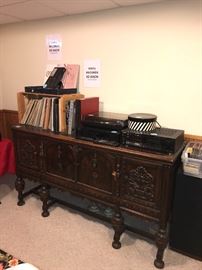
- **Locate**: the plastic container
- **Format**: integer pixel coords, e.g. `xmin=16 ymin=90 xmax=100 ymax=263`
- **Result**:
xmin=181 ymin=141 xmax=202 ymax=178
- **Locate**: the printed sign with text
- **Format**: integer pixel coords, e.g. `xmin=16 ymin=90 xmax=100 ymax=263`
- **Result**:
xmin=84 ymin=59 xmax=101 ymax=87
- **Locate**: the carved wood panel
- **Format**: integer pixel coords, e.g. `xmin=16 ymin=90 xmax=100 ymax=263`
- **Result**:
xmin=77 ymin=146 xmax=116 ymax=195
xmin=44 ymin=140 xmax=75 ymax=180
xmin=120 ymin=157 xmax=162 ymax=210
xmin=16 ymin=133 xmax=42 ymax=170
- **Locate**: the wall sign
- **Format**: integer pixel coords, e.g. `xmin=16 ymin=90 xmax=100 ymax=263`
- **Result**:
xmin=84 ymin=59 xmax=101 ymax=87
xmin=46 ymin=34 xmax=62 ymax=60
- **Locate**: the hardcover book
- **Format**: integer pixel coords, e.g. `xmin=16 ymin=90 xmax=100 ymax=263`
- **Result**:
xmin=43 ymin=98 xmax=52 ymax=130
xmin=58 ymin=93 xmax=84 ymax=133
xmin=53 ymin=98 xmax=59 ymax=133
xmin=39 ymin=98 xmax=48 ymax=128
xmin=76 ymin=97 xmax=99 ymax=119
xmin=75 ymin=97 xmax=99 ymax=135
xmin=33 ymin=98 xmax=44 ymax=127
xmin=24 ymin=99 xmax=38 ymax=125
xmin=67 ymin=100 xmax=75 ymax=135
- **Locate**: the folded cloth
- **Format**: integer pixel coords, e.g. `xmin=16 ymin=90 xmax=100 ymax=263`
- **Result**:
xmin=0 ymin=249 xmax=39 ymax=270
xmin=0 ymin=139 xmax=16 ymax=176
xmin=7 ymin=263 xmax=39 ymax=270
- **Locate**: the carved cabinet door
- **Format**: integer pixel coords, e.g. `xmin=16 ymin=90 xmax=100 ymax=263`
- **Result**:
xmin=120 ymin=156 xmax=163 ymax=220
xmin=43 ymin=139 xmax=75 ymax=181
xmin=15 ymin=132 xmax=42 ymax=171
xmin=77 ymin=145 xmax=117 ymax=201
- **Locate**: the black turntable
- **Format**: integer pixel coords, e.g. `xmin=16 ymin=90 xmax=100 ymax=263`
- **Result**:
xmin=76 ymin=111 xmax=128 ymax=146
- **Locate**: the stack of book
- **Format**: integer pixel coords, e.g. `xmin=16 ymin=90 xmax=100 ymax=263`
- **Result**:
xmin=67 ymin=97 xmax=100 ymax=135
xmin=19 ymin=93 xmax=84 ymax=133
xmin=19 ymin=94 xmax=100 ymax=136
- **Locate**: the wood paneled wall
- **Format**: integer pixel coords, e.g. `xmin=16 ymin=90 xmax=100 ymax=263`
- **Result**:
xmin=184 ymin=134 xmax=202 ymax=142
xmin=0 ymin=110 xmax=3 ymax=136
xmin=0 ymin=110 xmax=19 ymax=140
xmin=0 ymin=109 xmax=201 ymax=142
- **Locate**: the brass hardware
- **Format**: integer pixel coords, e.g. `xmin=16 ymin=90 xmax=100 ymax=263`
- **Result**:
xmin=112 ymin=171 xmax=116 ymax=177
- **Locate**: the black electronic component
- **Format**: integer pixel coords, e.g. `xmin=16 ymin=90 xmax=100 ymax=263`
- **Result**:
xmin=81 ymin=111 xmax=128 ymax=130
xmin=24 ymin=86 xmax=77 ymax=95
xmin=76 ymin=111 xmax=128 ymax=146
xmin=122 ymin=127 xmax=184 ymax=154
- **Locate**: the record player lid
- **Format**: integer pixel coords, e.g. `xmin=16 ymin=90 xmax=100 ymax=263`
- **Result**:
xmin=128 ymin=113 xmax=157 ymax=122
xmin=86 ymin=111 xmax=128 ymax=121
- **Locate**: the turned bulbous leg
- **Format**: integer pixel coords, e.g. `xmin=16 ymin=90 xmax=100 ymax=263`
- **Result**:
xmin=112 ymin=209 xmax=124 ymax=249
xmin=154 ymin=229 xmax=167 ymax=269
xmin=40 ymin=185 xmax=50 ymax=217
xmin=15 ymin=177 xmax=25 ymax=206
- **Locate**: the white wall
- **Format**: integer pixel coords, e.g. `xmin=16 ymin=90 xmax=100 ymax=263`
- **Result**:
xmin=0 ymin=0 xmax=201 ymax=135
xmin=0 ymin=83 xmax=2 ymax=109
xmin=0 ymin=36 xmax=2 ymax=109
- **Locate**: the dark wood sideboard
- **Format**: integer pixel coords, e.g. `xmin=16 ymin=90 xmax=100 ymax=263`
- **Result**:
xmin=12 ymin=124 xmax=183 ymax=269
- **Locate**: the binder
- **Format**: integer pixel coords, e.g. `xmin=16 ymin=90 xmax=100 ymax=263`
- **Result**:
xmin=75 ymin=97 xmax=99 ymax=135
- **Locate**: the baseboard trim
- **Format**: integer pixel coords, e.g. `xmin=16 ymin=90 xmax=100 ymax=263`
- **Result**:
xmin=184 ymin=134 xmax=202 ymax=141
xmin=0 ymin=109 xmax=19 ymax=139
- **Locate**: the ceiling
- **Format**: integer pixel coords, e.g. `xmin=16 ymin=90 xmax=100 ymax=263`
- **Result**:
xmin=0 ymin=0 xmax=166 ymax=25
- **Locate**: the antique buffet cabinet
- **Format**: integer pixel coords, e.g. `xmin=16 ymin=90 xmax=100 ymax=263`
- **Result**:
xmin=12 ymin=125 xmax=183 ymax=269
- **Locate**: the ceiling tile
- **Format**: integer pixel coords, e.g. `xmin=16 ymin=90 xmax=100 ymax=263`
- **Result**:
xmin=113 ymin=0 xmax=164 ymax=6
xmin=0 ymin=0 xmax=166 ymax=25
xmin=0 ymin=13 xmax=21 ymax=23
xmin=37 ymin=0 xmax=118 ymax=15
xmin=0 ymin=0 xmax=29 ymax=7
xmin=0 ymin=0 xmax=64 ymax=21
